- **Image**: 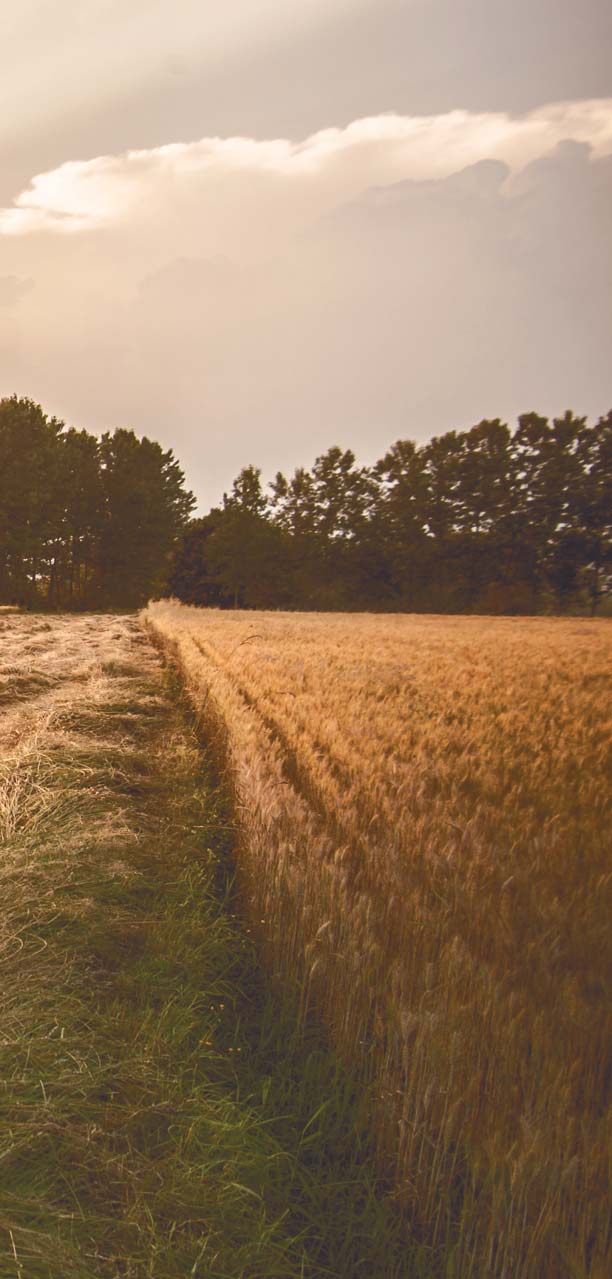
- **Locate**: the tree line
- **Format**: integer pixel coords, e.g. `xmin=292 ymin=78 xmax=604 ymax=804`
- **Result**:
xmin=169 ymin=411 xmax=611 ymax=615
xmin=0 ymin=396 xmax=195 ymax=609
xmin=1 ymin=396 xmax=610 ymax=614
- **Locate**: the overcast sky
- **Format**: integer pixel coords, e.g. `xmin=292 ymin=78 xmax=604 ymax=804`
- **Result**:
xmin=1 ymin=0 xmax=611 ymax=508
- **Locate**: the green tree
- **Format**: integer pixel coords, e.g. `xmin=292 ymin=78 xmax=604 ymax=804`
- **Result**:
xmin=98 ymin=429 xmax=195 ymax=608
xmin=372 ymin=440 xmax=431 ymax=609
xmin=310 ymin=447 xmax=373 ymax=543
xmin=270 ymin=467 xmax=317 ymax=539
xmin=452 ymin=420 xmax=520 ymax=610
xmin=283 ymin=447 xmax=377 ymax=608
xmin=270 ymin=467 xmax=322 ymax=605
xmin=50 ymin=428 xmax=104 ymax=608
xmin=574 ymin=412 xmax=612 ymax=614
xmin=0 ymin=396 xmax=65 ymax=606
xmin=206 ymin=509 xmax=291 ymax=608
xmin=224 ymin=464 xmax=269 ymax=518
xmin=511 ymin=411 xmax=585 ymax=607
xmin=208 ymin=467 xmax=292 ymax=607
xmin=167 ymin=513 xmax=227 ymax=607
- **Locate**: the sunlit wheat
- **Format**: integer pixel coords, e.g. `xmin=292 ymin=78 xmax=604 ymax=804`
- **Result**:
xmin=145 ymin=600 xmax=612 ymax=1279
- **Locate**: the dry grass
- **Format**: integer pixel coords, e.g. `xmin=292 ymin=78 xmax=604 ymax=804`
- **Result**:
xmin=145 ymin=600 xmax=612 ymax=1279
xmin=0 ymin=612 xmax=407 ymax=1278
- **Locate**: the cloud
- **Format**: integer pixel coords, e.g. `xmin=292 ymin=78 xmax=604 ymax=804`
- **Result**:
xmin=2 ymin=1 xmax=611 ymax=214
xmin=1 ymin=100 xmax=611 ymax=241
xmin=0 ymin=102 xmax=610 ymax=508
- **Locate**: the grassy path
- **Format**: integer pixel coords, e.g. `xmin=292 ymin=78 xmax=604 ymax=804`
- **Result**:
xmin=0 ymin=615 xmax=406 ymax=1279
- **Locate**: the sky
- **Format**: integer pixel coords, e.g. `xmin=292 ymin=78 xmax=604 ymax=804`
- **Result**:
xmin=1 ymin=1 xmax=611 ymax=509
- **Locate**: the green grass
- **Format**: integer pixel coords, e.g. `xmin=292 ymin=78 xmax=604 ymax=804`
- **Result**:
xmin=0 ymin=650 xmax=410 ymax=1278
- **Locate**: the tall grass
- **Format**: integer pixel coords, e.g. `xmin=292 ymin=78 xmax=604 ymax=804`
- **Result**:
xmin=145 ymin=601 xmax=612 ymax=1279
xmin=0 ymin=614 xmax=406 ymax=1279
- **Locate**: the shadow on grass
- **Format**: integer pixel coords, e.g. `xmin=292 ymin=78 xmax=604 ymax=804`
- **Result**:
xmin=0 ymin=650 xmax=417 ymax=1279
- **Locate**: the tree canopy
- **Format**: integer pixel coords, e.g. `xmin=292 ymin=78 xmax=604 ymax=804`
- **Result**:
xmin=169 ymin=410 xmax=612 ymax=615
xmin=0 ymin=396 xmax=195 ymax=609
xmin=2 ymin=395 xmax=610 ymax=614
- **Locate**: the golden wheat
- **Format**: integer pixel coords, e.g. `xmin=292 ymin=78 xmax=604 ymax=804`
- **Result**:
xmin=144 ymin=600 xmax=612 ymax=1278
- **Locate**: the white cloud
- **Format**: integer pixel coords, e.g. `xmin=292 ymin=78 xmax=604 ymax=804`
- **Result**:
xmin=2 ymin=99 xmax=611 ymax=241
xmin=0 ymin=99 xmax=610 ymax=508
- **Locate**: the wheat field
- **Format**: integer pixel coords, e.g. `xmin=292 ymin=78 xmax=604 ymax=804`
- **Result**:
xmin=145 ymin=600 xmax=612 ymax=1279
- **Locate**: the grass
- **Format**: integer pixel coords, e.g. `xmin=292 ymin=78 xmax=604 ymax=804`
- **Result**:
xmin=144 ymin=602 xmax=612 ymax=1279
xmin=0 ymin=615 xmax=407 ymax=1279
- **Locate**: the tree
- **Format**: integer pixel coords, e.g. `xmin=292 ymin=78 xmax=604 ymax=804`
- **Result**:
xmin=574 ymin=412 xmax=612 ymax=614
xmin=450 ymin=420 xmax=521 ymax=610
xmin=270 ymin=467 xmax=317 ymax=539
xmin=97 ymin=429 xmax=195 ymax=608
xmin=270 ymin=467 xmax=322 ymax=605
xmin=4 ymin=393 xmax=609 ymax=616
xmin=0 ymin=396 xmax=65 ymax=606
xmin=201 ymin=468 xmax=291 ymax=608
xmin=310 ymin=447 xmax=374 ymax=544
xmin=51 ymin=428 xmax=104 ymax=608
xmin=510 ymin=411 xmax=585 ymax=606
xmin=167 ymin=514 xmax=227 ymax=607
xmin=454 ymin=419 xmax=514 ymax=536
xmin=372 ymin=440 xmax=431 ymax=609
xmin=224 ymin=464 xmax=269 ymax=518
xmin=273 ymin=448 xmax=377 ymax=608
xmin=0 ymin=397 xmax=195 ymax=610
xmin=206 ymin=508 xmax=292 ymax=608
